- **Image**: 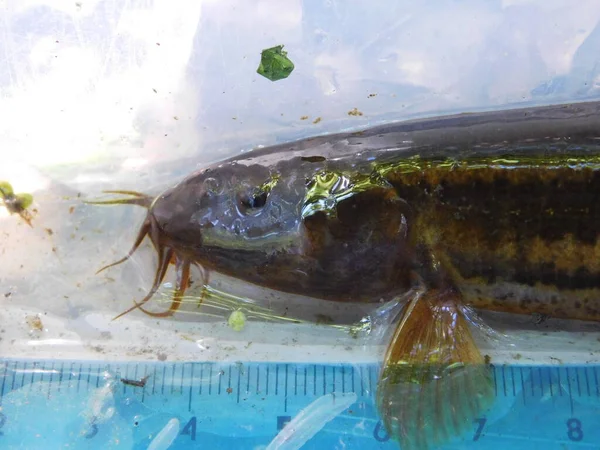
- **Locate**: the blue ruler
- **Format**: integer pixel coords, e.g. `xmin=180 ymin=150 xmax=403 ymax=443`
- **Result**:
xmin=0 ymin=359 xmax=599 ymax=449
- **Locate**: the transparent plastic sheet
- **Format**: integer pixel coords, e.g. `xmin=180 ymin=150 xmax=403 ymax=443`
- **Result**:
xmin=2 ymin=1 xmax=600 ymax=450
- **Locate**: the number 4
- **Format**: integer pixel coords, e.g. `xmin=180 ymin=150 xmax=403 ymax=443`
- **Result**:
xmin=473 ymin=418 xmax=486 ymax=441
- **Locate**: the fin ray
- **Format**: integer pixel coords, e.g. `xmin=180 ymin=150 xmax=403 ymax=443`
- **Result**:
xmin=376 ymin=288 xmax=494 ymax=450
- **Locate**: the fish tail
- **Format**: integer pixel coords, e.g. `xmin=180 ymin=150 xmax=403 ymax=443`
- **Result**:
xmin=376 ymin=287 xmax=494 ymax=450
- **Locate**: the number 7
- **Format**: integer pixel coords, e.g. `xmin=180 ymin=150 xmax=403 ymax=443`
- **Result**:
xmin=473 ymin=418 xmax=487 ymax=441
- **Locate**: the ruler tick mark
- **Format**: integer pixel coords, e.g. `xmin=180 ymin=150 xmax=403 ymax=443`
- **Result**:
xmin=236 ymin=365 xmax=241 ymax=404
xmin=189 ymin=363 xmax=195 ymax=412
xmin=565 ymin=367 xmax=574 ymax=416
xmin=510 ymin=366 xmax=516 ymax=396
xmin=341 ymin=366 xmax=345 ymax=394
xmin=77 ymin=363 xmax=82 ymax=393
xmin=538 ymin=367 xmax=544 ymax=397
xmin=228 ymin=366 xmax=232 ymax=394
xmin=575 ymin=368 xmax=582 ymax=396
xmin=256 ymin=366 xmax=259 ymax=395
xmin=275 ymin=365 xmax=279 ymax=395
xmin=593 ymin=366 xmax=599 ymax=397
xmin=294 ymin=366 xmax=298 ymax=396
xmin=584 ymin=367 xmax=591 ymax=397
xmin=519 ymin=367 xmax=526 ymax=405
xmin=556 ymin=368 xmax=563 ymax=397
xmin=304 ymin=366 xmax=307 ymax=396
xmin=171 ymin=364 xmax=176 ymax=395
xmin=548 ymin=368 xmax=554 ymax=397
xmin=161 ymin=365 xmax=166 ymax=395
xmin=360 ymin=366 xmax=364 ymax=397
xmin=46 ymin=362 xmax=54 ymax=399
xmin=246 ymin=363 xmax=251 ymax=395
xmin=199 ymin=364 xmax=204 ymax=395
xmin=284 ymin=365 xmax=289 ymax=411
xmin=57 ymin=362 xmax=64 ymax=394
xmin=152 ymin=365 xmax=157 ymax=396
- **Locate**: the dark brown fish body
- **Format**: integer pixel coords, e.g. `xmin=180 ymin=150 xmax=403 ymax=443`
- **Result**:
xmin=93 ymin=100 xmax=600 ymax=450
xmin=142 ymin=100 xmax=600 ymax=323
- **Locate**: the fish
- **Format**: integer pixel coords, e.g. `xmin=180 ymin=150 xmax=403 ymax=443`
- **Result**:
xmin=87 ymin=100 xmax=600 ymax=449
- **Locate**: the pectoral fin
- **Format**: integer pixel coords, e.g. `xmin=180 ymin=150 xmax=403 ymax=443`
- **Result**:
xmin=377 ymin=288 xmax=494 ymax=450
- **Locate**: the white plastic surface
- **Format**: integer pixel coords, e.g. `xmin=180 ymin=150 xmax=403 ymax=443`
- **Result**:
xmin=1 ymin=0 xmax=600 ymax=365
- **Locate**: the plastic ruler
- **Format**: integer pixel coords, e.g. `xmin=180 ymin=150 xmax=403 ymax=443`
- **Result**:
xmin=0 ymin=358 xmax=598 ymax=449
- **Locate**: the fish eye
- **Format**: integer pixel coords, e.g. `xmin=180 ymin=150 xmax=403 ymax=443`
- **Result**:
xmin=240 ymin=189 xmax=268 ymax=210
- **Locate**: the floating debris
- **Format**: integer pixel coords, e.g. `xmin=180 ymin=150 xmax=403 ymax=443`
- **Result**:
xmin=257 ymin=45 xmax=295 ymax=81
xmin=121 ymin=375 xmax=150 ymax=388
xmin=347 ymin=107 xmax=363 ymax=116
xmin=0 ymin=181 xmax=35 ymax=226
xmin=228 ymin=309 xmax=247 ymax=332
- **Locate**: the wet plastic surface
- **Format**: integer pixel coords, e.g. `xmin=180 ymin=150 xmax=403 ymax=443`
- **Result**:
xmin=1 ymin=0 xmax=600 ymax=392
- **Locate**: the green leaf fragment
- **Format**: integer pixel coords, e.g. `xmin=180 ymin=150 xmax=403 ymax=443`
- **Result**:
xmin=228 ymin=309 xmax=247 ymax=332
xmin=257 ymin=45 xmax=294 ymax=81
xmin=16 ymin=193 xmax=33 ymax=209
xmin=0 ymin=181 xmax=14 ymax=197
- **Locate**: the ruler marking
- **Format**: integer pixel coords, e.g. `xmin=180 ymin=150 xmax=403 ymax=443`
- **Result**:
xmin=368 ymin=365 xmax=373 ymax=395
xmin=519 ymin=367 xmax=526 ymax=405
xmin=313 ymin=365 xmax=317 ymax=396
xmin=161 ymin=365 xmax=167 ymax=395
xmin=351 ymin=366 xmax=355 ymax=394
xmin=141 ymin=364 xmax=147 ymax=403
xmin=46 ymin=361 xmax=54 ymax=399
xmin=21 ymin=362 xmax=28 ymax=392
xmin=123 ymin=364 xmax=129 ymax=395
xmin=246 ymin=364 xmax=251 ymax=395
xmin=218 ymin=366 xmax=222 ymax=395
xmin=236 ymin=364 xmax=241 ymax=404
xmin=179 ymin=364 xmax=184 ymax=395
xmin=565 ymin=368 xmax=575 ymax=416
xmin=575 ymin=368 xmax=582 ymax=397
xmin=228 ymin=365 xmax=232 ymax=395
xmin=57 ymin=361 xmax=64 ymax=394
xmin=548 ymin=368 xmax=554 ymax=397
xmin=189 ymin=363 xmax=195 ymax=412
xmin=171 ymin=364 xmax=176 ymax=395
xmin=537 ymin=367 xmax=544 ymax=397
xmin=341 ymin=366 xmax=345 ymax=394
xmin=284 ymin=364 xmax=289 ymax=412
xmin=333 ymin=366 xmax=336 ymax=394
xmin=152 ymin=365 xmax=157 ymax=395
xmin=529 ymin=367 xmax=534 ymax=397
xmin=28 ymin=362 xmax=36 ymax=394
xmin=77 ymin=363 xmax=83 ymax=393
xmin=501 ymin=366 xmax=507 ymax=396
xmin=95 ymin=365 xmax=101 ymax=390
xmin=275 ymin=365 xmax=279 ymax=396
xmin=134 ymin=364 xmax=139 ymax=392
xmin=304 ymin=366 xmax=307 ymax=396
xmin=593 ymin=366 xmax=599 ymax=397
xmin=10 ymin=361 xmax=17 ymax=392
xmin=86 ymin=363 xmax=92 ymax=392
xmin=0 ymin=361 xmax=8 ymax=404
xmin=68 ymin=362 xmax=74 ymax=390
xmin=294 ymin=366 xmax=298 ymax=396
xmin=360 ymin=366 xmax=364 ymax=396
xmin=510 ymin=366 xmax=516 ymax=396
xmin=266 ymin=366 xmax=270 ymax=396
xmin=584 ymin=367 xmax=591 ymax=397
xmin=255 ymin=366 xmax=259 ymax=395
xmin=556 ymin=368 xmax=563 ymax=397
xmin=199 ymin=364 xmax=204 ymax=395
